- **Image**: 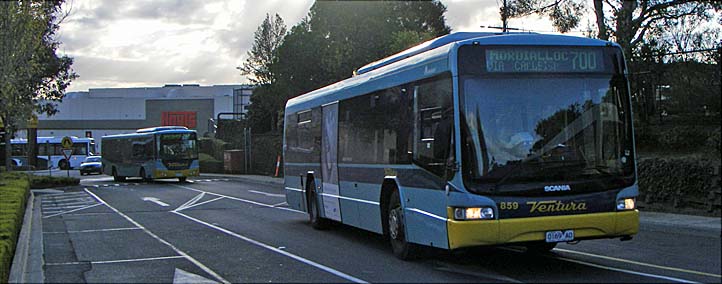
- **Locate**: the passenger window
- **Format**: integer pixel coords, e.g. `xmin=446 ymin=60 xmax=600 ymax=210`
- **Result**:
xmin=413 ymin=75 xmax=453 ymax=177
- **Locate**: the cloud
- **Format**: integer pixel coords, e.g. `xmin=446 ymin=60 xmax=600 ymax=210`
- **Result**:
xmin=59 ymin=0 xmax=564 ymax=92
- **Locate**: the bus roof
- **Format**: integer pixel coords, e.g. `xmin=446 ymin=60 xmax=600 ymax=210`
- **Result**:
xmin=102 ymin=128 xmax=196 ymax=140
xmin=285 ymin=32 xmax=617 ymax=114
xmin=11 ymin=136 xmax=94 ymax=144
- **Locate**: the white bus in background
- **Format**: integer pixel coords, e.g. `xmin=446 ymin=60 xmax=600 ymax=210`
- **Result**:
xmin=11 ymin=136 xmax=96 ymax=169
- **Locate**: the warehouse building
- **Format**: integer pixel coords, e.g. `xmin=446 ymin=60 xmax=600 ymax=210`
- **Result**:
xmin=17 ymin=84 xmax=253 ymax=151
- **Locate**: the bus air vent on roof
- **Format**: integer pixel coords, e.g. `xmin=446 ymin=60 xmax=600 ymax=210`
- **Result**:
xmin=137 ymin=126 xmax=188 ymax=133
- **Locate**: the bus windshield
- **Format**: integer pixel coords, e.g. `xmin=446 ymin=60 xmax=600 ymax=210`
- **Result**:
xmin=459 ymin=50 xmax=634 ymax=194
xmin=159 ymin=133 xmax=198 ymax=160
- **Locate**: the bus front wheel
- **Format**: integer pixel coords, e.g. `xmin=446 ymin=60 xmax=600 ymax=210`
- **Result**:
xmin=59 ymin=160 xmax=69 ymax=170
xmin=387 ymin=190 xmax=419 ymax=260
xmin=140 ymin=168 xmax=152 ymax=182
xmin=307 ymin=179 xmax=329 ymax=230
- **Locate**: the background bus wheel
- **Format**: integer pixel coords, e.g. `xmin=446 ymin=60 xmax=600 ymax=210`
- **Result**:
xmin=140 ymin=168 xmax=151 ymax=182
xmin=525 ymin=242 xmax=557 ymax=253
xmin=59 ymin=160 xmax=69 ymax=170
xmin=387 ymin=190 xmax=418 ymax=260
xmin=307 ymin=180 xmax=328 ymax=230
xmin=178 ymin=177 xmax=187 ymax=182
xmin=112 ymin=168 xmax=125 ymax=182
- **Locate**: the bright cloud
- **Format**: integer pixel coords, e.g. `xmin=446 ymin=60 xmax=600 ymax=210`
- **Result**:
xmin=59 ymin=0 xmax=572 ymax=92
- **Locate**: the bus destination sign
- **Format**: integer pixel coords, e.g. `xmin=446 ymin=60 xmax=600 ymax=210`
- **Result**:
xmin=485 ymin=47 xmax=606 ymax=73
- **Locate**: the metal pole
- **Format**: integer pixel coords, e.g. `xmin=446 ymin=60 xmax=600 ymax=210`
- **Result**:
xmin=47 ymin=141 xmax=51 ymax=177
xmin=502 ymin=0 xmax=508 ymax=32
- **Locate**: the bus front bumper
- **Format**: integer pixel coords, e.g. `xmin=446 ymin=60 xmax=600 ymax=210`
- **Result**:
xmin=447 ymin=210 xmax=639 ymax=250
xmin=154 ymin=168 xmax=200 ymax=178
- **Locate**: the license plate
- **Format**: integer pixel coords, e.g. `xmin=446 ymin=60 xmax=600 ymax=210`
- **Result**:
xmin=545 ymin=230 xmax=574 ymax=243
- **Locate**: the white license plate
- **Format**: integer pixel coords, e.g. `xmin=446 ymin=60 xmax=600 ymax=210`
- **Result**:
xmin=545 ymin=230 xmax=574 ymax=243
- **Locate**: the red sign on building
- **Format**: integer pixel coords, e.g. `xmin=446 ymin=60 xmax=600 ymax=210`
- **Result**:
xmin=161 ymin=111 xmax=197 ymax=129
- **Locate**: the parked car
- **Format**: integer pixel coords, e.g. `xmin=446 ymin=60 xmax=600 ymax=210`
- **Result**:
xmin=79 ymin=156 xmax=102 ymax=175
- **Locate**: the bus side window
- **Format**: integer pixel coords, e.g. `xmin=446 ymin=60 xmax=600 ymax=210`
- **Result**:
xmin=413 ymin=75 xmax=453 ymax=177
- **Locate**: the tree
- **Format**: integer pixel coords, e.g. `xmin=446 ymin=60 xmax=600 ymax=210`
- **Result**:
xmin=0 ymin=0 xmax=77 ymax=170
xmin=238 ymin=13 xmax=287 ymax=86
xmin=249 ymin=0 xmax=450 ymax=133
xmin=505 ymin=0 xmax=722 ymax=58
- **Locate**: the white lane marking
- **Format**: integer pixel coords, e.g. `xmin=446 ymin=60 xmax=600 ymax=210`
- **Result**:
xmin=179 ymin=197 xmax=225 ymax=211
xmin=83 ymin=188 xmax=230 ymax=284
xmin=554 ymin=248 xmax=721 ymax=278
xmin=271 ymin=202 xmax=287 ymax=207
xmin=173 ymin=211 xmax=368 ymax=283
xmin=41 ymin=192 xmax=86 ymax=198
xmin=174 ymin=268 xmax=217 ymax=284
xmin=45 ymin=255 xmax=185 ymax=266
xmin=43 ymin=204 xmax=102 ymax=219
xmin=285 ymin=187 xmax=303 ymax=192
xmin=175 ymin=193 xmax=205 ymax=212
xmin=500 ymin=247 xmax=699 ymax=283
xmin=556 ymin=256 xmax=698 ymax=283
xmin=249 ymin=190 xmax=286 ymax=198
xmin=171 ymin=184 xmax=304 ymax=215
xmin=143 ymin=197 xmax=170 ymax=207
xmin=44 ymin=227 xmax=142 ymax=234
xmin=43 ymin=204 xmax=94 ymax=210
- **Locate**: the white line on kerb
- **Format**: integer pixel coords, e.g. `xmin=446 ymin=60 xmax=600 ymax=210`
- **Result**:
xmin=83 ymin=188 xmax=230 ymax=284
xmin=173 ymin=211 xmax=368 ymax=283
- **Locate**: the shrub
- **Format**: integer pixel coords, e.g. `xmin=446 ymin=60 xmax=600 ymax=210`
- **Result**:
xmin=199 ymin=153 xmax=223 ymax=173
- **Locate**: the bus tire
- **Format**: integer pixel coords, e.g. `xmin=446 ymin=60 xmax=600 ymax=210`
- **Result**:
xmin=178 ymin=177 xmax=187 ymax=182
xmin=387 ymin=190 xmax=419 ymax=260
xmin=59 ymin=159 xmax=69 ymax=170
xmin=112 ymin=168 xmax=125 ymax=182
xmin=140 ymin=168 xmax=152 ymax=182
xmin=306 ymin=179 xmax=329 ymax=230
xmin=525 ymin=242 xmax=557 ymax=253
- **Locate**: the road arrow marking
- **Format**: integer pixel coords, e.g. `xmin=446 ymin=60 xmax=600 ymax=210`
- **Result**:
xmin=173 ymin=268 xmax=217 ymax=284
xmin=142 ymin=197 xmax=169 ymax=207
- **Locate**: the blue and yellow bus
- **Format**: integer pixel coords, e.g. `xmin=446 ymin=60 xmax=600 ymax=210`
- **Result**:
xmin=283 ymin=32 xmax=638 ymax=259
xmin=102 ymin=126 xmax=199 ymax=182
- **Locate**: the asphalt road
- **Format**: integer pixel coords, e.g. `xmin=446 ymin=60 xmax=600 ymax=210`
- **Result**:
xmin=34 ymin=173 xmax=721 ymax=283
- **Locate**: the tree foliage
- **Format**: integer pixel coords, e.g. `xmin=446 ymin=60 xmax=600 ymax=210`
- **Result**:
xmin=506 ymin=0 xmax=722 ymax=58
xmin=246 ymin=0 xmax=451 ymax=133
xmin=0 ymin=0 xmax=76 ymax=169
xmin=238 ymin=13 xmax=287 ymax=86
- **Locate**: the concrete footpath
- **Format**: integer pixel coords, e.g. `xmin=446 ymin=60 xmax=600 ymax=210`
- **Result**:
xmin=9 ymin=173 xmax=721 ymax=282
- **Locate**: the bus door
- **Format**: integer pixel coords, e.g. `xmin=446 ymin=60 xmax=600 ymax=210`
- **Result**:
xmin=321 ymin=102 xmax=342 ymax=222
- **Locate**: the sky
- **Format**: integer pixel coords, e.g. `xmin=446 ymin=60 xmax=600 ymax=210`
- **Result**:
xmin=58 ymin=0 xmax=584 ymax=92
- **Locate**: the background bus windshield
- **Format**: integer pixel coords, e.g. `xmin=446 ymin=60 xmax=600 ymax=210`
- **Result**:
xmin=459 ymin=48 xmax=634 ymax=193
xmin=159 ymin=133 xmax=198 ymax=160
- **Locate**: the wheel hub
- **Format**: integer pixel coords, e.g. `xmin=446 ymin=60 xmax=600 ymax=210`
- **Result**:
xmin=389 ymin=208 xmax=401 ymax=240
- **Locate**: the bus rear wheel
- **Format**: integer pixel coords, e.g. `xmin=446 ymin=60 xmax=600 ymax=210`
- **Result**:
xmin=178 ymin=177 xmax=187 ymax=182
xmin=112 ymin=168 xmax=126 ymax=182
xmin=387 ymin=190 xmax=419 ymax=260
xmin=307 ymin=179 xmax=329 ymax=230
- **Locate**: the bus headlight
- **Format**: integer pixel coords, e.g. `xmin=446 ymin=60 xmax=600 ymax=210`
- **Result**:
xmin=616 ymin=198 xmax=635 ymax=210
xmin=453 ymin=207 xmax=494 ymax=220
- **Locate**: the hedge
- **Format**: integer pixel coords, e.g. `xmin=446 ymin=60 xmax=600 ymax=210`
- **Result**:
xmin=28 ymin=175 xmax=79 ymax=189
xmin=0 ymin=172 xmax=31 ymax=283
xmin=638 ymin=157 xmax=720 ymax=212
